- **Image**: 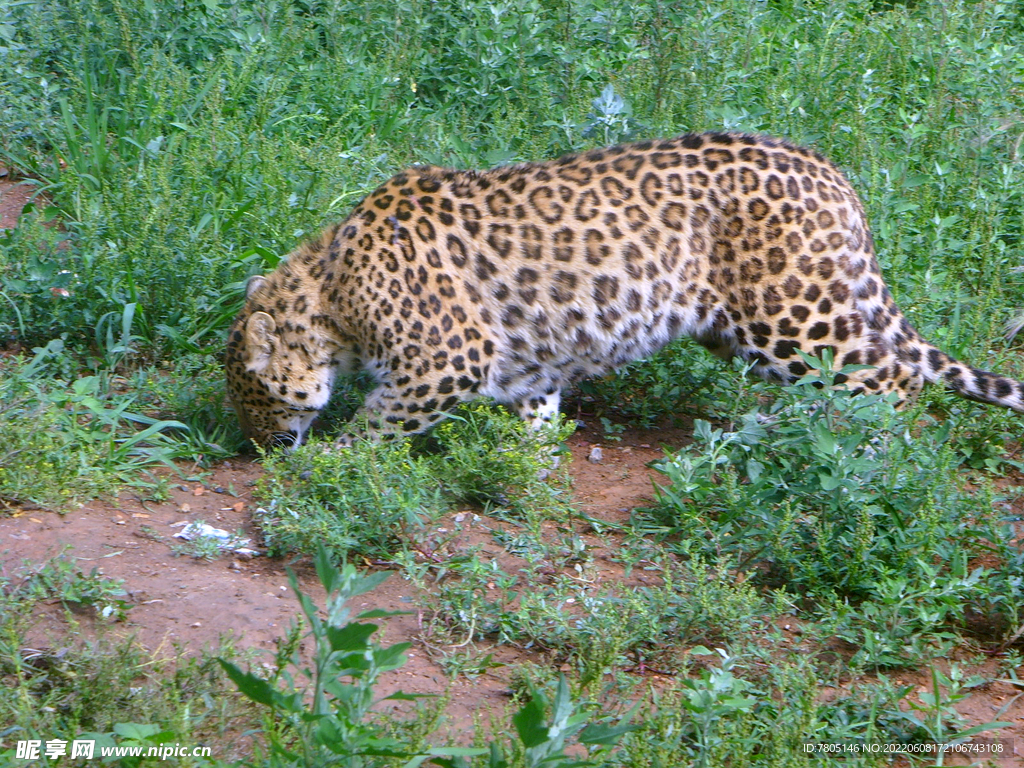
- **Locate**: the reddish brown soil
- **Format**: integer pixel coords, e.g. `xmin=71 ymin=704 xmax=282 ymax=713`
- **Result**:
xmin=0 ymin=427 xmax=673 ymax=732
xmin=1 ymin=176 xmax=1021 ymax=764
xmin=0 ymin=168 xmax=35 ymax=230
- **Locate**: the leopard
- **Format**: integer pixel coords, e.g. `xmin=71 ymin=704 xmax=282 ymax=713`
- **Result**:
xmin=226 ymin=131 xmax=1024 ymax=450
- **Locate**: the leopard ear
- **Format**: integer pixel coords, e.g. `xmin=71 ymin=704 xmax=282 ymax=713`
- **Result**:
xmin=244 ymin=311 xmax=276 ymax=372
xmin=246 ymin=275 xmax=268 ymax=298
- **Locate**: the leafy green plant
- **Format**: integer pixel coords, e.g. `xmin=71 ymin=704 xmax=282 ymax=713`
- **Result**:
xmin=831 ymin=558 xmax=984 ymax=669
xmin=418 ymin=551 xmax=776 ymax=686
xmin=899 ymin=665 xmax=1012 ymax=765
xmin=436 ymin=649 xmax=504 ymax=681
xmin=93 ymin=301 xmax=142 ymax=372
xmin=220 ymin=546 xmax=636 ymax=767
xmin=16 ymin=550 xmax=129 ymax=621
xmin=254 ymin=434 xmax=447 ymax=560
xmin=581 ymin=84 xmax=642 ymax=145
xmin=410 ymin=551 xmax=521 ymax=649
xmin=646 ymin=354 xmax=1024 ymax=664
xmin=0 ymin=362 xmax=111 ymax=510
xmin=255 ymin=401 xmax=574 ymax=559
xmin=133 ymin=352 xmax=247 ymax=462
xmin=653 ymin=358 xmax=946 ymax=590
xmin=219 ymin=547 xmax=477 ymax=767
xmin=427 ymin=401 xmax=575 ymax=521
xmin=575 ymin=339 xmax=745 ymax=429
xmin=675 ymin=650 xmax=759 ymax=768
xmin=0 ymin=340 xmax=190 ymax=510
xmin=46 ymin=374 xmax=188 ymax=470
xmin=434 ymin=675 xmax=636 ymax=768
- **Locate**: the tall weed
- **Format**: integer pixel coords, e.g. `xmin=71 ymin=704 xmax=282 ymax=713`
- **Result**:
xmin=646 ymin=357 xmax=1024 ymax=664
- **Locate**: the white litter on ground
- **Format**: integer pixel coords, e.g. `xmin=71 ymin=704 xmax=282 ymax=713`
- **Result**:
xmin=171 ymin=521 xmax=259 ymax=556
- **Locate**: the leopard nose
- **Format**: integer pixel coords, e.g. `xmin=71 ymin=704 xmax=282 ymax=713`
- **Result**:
xmin=269 ymin=431 xmax=298 ymax=450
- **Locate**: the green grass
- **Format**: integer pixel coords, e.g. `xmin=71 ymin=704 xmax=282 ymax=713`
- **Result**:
xmin=0 ymin=555 xmax=253 ymax=764
xmin=5 ymin=0 xmax=1024 ymax=358
xmin=2 ymin=0 xmax=1024 ymax=764
xmin=643 ymin=360 xmax=1024 ymax=668
xmin=254 ymin=401 xmax=572 ymax=561
xmin=0 ymin=339 xmax=196 ymax=509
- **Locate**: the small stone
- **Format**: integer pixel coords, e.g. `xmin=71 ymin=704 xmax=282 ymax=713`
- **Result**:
xmin=588 ymin=446 xmax=603 ymax=463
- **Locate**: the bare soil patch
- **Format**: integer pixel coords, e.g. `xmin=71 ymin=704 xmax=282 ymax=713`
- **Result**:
xmin=0 ymin=168 xmax=36 ymax=231
xmin=0 ymin=425 xmax=675 ymax=733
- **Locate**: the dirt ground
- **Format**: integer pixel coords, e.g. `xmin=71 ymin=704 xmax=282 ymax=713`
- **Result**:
xmin=0 ymin=167 xmax=34 ymax=230
xmin=1 ymin=175 xmax=1022 ymax=764
xmin=0 ymin=420 xmax=678 ymax=721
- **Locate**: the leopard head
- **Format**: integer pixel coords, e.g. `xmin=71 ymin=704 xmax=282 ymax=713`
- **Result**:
xmin=225 ymin=276 xmax=336 ymax=450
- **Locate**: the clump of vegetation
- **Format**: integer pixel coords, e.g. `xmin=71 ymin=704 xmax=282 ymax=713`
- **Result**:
xmin=218 ymin=546 xmax=636 ymax=767
xmin=427 ymin=401 xmax=575 ymax=518
xmin=575 ymin=340 xmax=760 ymax=430
xmin=255 ymin=434 xmax=449 ymax=561
xmin=645 ymin=355 xmax=1024 ymax=668
xmin=16 ymin=550 xmax=130 ymax=620
xmin=133 ymin=353 xmax=248 ymax=460
xmin=254 ymin=402 xmax=573 ymax=560
xmin=0 ymin=340 xmax=191 ymax=510
xmin=0 ymin=361 xmax=111 ymax=510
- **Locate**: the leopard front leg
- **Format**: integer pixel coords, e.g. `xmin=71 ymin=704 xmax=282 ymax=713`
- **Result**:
xmin=512 ymin=387 xmax=565 ymax=477
xmin=513 ymin=388 xmax=563 ymax=431
xmin=334 ymin=377 xmax=479 ymax=446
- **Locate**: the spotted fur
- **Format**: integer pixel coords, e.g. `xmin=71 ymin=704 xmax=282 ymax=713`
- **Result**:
xmin=226 ymin=132 xmax=1024 ymax=448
